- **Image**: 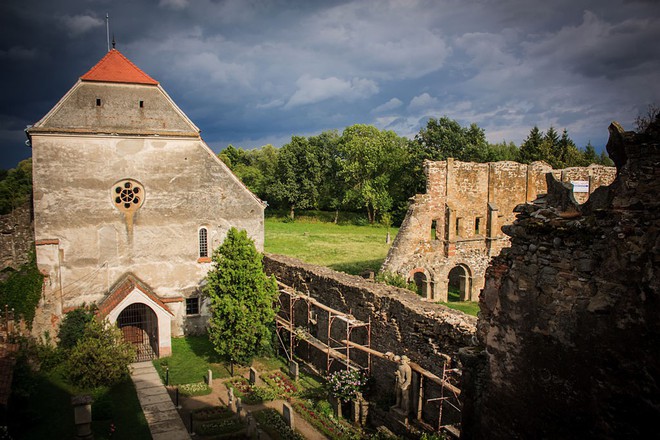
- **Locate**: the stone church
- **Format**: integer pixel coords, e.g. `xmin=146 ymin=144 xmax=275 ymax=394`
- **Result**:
xmin=27 ymin=49 xmax=265 ymax=359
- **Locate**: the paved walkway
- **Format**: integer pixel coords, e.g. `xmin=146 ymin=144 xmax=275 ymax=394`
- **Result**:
xmin=130 ymin=362 xmax=191 ymax=440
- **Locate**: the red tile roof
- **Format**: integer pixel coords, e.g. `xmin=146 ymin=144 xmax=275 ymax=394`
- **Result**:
xmin=80 ymin=49 xmax=158 ymax=85
xmin=97 ymin=273 xmax=174 ymax=317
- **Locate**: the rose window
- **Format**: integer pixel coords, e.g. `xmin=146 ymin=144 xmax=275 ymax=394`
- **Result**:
xmin=112 ymin=179 xmax=144 ymax=212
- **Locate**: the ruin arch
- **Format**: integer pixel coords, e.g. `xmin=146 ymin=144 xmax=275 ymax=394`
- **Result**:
xmin=448 ymin=264 xmax=473 ymax=301
xmin=408 ymin=267 xmax=434 ymax=299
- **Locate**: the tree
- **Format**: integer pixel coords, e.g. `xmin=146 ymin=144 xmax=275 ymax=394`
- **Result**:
xmin=414 ymin=116 xmax=489 ymax=162
xmin=66 ymin=317 xmax=136 ymax=388
xmin=205 ymin=228 xmax=278 ymax=370
xmin=0 ymin=158 xmax=33 ymax=215
xmin=271 ymin=136 xmax=322 ymax=219
xmin=338 ymin=124 xmax=409 ymax=223
xmin=519 ymin=126 xmax=550 ymax=164
xmin=582 ymin=141 xmax=599 ymax=165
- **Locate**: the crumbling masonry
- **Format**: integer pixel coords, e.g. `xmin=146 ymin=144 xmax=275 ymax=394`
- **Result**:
xmin=382 ymin=160 xmax=615 ymax=302
xmin=459 ymin=119 xmax=660 ymax=439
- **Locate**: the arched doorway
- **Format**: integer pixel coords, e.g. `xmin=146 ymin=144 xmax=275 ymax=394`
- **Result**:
xmin=448 ymin=265 xmax=472 ymax=301
xmin=413 ymin=271 xmax=428 ymax=297
xmin=117 ymin=303 xmax=159 ymax=361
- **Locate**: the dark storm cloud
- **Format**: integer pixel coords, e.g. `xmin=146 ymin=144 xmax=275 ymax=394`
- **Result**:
xmin=1 ymin=0 xmax=659 ymax=169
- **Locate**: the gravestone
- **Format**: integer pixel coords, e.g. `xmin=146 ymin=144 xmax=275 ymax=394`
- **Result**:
xmin=228 ymin=387 xmax=234 ymax=405
xmin=249 ymin=367 xmax=257 ymax=385
xmin=246 ymin=412 xmax=256 ymax=437
xmin=289 ymin=360 xmax=299 ymax=381
xmin=236 ymin=397 xmax=243 ymax=416
xmin=283 ymin=402 xmax=295 ymax=430
xmin=207 ymin=369 xmax=213 ymax=386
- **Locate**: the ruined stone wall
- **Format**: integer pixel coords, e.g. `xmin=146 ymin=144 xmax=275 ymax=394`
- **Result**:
xmin=0 ymin=203 xmax=33 ymax=279
xmin=459 ymin=120 xmax=660 ymax=439
xmin=382 ymin=159 xmax=616 ymax=303
xmin=265 ymin=253 xmax=476 ymax=429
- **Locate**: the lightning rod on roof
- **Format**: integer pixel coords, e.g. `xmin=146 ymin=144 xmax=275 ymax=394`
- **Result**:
xmin=106 ymin=13 xmax=110 ymax=52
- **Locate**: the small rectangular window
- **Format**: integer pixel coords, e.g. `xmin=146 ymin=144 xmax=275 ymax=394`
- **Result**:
xmin=96 ymin=98 xmax=101 ymax=106
xmin=431 ymin=220 xmax=437 ymax=240
xmin=139 ymin=100 xmax=144 ymax=108
xmin=475 ymin=217 xmax=482 ymax=235
xmin=186 ymin=297 xmax=200 ymax=315
xmin=456 ymin=217 xmax=463 ymax=237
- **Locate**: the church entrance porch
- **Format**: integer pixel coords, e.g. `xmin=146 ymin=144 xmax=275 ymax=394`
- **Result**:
xmin=117 ymin=303 xmax=159 ymax=362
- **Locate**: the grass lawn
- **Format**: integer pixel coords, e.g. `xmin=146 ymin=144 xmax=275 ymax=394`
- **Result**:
xmin=9 ymin=362 xmax=149 ymax=440
xmin=264 ymin=218 xmax=396 ymax=275
xmin=440 ymin=288 xmax=480 ymax=316
xmin=153 ymin=335 xmax=232 ymax=384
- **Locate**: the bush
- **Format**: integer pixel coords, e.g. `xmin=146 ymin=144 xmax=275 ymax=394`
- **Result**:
xmin=0 ymin=251 xmax=44 ymax=327
xmin=375 ymin=271 xmax=416 ymax=293
xmin=178 ymin=382 xmax=212 ymax=397
xmin=58 ymin=305 xmax=97 ymax=350
xmin=66 ymin=318 xmax=136 ymax=388
xmin=254 ymin=409 xmax=304 ymax=440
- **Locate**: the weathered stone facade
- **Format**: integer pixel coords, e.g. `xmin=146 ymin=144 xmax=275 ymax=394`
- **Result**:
xmin=382 ymin=159 xmax=616 ymax=302
xmin=27 ymin=49 xmax=264 ymax=356
xmin=459 ymin=119 xmax=660 ymax=439
xmin=0 ymin=203 xmax=33 ymax=280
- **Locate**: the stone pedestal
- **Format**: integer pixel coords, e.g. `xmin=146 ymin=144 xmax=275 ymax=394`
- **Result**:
xmin=72 ymin=395 xmax=93 ymax=440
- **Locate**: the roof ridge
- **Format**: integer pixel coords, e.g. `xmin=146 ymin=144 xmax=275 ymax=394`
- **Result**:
xmin=80 ymin=49 xmax=159 ymax=85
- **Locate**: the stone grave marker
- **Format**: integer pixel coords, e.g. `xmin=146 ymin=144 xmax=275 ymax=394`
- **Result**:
xmin=283 ymin=402 xmax=295 ymax=430
xmin=207 ymin=369 xmax=213 ymax=386
xmin=289 ymin=360 xmax=299 ymax=381
xmin=249 ymin=367 xmax=257 ymax=385
xmin=71 ymin=395 xmax=93 ymax=440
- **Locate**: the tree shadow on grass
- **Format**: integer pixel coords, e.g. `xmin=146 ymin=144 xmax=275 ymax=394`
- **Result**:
xmin=328 ymin=258 xmax=385 ymax=275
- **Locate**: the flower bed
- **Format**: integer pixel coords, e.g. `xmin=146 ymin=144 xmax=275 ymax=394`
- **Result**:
xmin=196 ymin=417 xmax=244 ymax=436
xmin=253 ymin=409 xmax=304 ymax=440
xmin=292 ymin=399 xmax=359 ymax=440
xmin=178 ymin=381 xmax=212 ymax=396
xmin=262 ymin=371 xmax=298 ymax=396
xmin=226 ymin=378 xmax=276 ymax=404
xmin=192 ymin=405 xmax=234 ymax=421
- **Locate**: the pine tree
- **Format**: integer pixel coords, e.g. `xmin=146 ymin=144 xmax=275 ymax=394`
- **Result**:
xmin=205 ymin=228 xmax=278 ymax=370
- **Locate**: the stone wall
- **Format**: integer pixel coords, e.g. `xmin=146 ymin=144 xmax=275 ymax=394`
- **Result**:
xmin=265 ymin=253 xmax=476 ymax=430
xmin=459 ymin=119 xmax=660 ymax=439
xmin=0 ymin=203 xmax=33 ymax=280
xmin=382 ymin=159 xmax=616 ymax=303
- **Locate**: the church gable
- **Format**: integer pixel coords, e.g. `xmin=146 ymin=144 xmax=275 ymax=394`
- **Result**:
xmin=30 ymin=49 xmax=198 ymax=136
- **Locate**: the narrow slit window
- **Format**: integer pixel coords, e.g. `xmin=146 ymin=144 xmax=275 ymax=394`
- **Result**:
xmin=431 ymin=220 xmax=437 ymax=240
xmin=199 ymin=228 xmax=208 ymax=258
xmin=475 ymin=217 xmax=482 ymax=235
xmin=186 ymin=297 xmax=200 ymax=315
xmin=139 ymin=100 xmax=144 ymax=108
xmin=456 ymin=217 xmax=463 ymax=237
xmin=96 ymin=98 xmax=101 ymax=106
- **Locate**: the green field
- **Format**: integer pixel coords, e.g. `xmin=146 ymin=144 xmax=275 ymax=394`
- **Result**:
xmin=264 ymin=217 xmax=396 ymax=275
xmin=263 ymin=217 xmax=479 ymax=316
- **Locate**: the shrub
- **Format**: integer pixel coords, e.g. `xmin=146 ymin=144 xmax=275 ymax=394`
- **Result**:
xmin=196 ymin=418 xmax=244 ymax=436
xmin=66 ymin=318 xmax=136 ymax=388
xmin=0 ymin=251 xmax=43 ymax=327
xmin=58 ymin=305 xmax=97 ymax=350
xmin=254 ymin=409 xmax=304 ymax=440
xmin=178 ymin=382 xmax=212 ymax=397
xmin=375 ymin=271 xmax=416 ymax=292
xmin=327 ymin=369 xmax=367 ymax=401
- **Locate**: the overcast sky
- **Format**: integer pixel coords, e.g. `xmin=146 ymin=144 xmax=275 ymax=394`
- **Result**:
xmin=1 ymin=0 xmax=659 ymax=169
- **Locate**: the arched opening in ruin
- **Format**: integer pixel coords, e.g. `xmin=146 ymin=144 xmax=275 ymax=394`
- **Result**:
xmin=409 ymin=268 xmax=433 ymax=299
xmin=448 ymin=265 xmax=472 ymax=301
xmin=117 ymin=302 xmax=159 ymax=361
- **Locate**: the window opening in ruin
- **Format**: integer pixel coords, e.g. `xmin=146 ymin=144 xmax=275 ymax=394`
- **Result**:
xmin=199 ymin=228 xmax=208 ymax=258
xmin=112 ymin=179 xmax=145 ymax=213
xmin=96 ymin=98 xmax=101 ymax=106
xmin=117 ymin=303 xmax=158 ymax=361
xmin=431 ymin=220 xmax=437 ymax=240
xmin=139 ymin=100 xmax=144 ymax=108
xmin=456 ymin=217 xmax=463 ymax=237
xmin=475 ymin=217 xmax=482 ymax=235
xmin=186 ymin=297 xmax=200 ymax=315
xmin=448 ymin=265 xmax=471 ymax=302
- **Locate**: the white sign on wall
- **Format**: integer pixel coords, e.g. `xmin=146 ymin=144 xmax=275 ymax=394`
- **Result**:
xmin=571 ymin=180 xmax=589 ymax=193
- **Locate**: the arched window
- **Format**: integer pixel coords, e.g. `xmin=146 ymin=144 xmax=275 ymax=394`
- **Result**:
xmin=199 ymin=228 xmax=208 ymax=258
